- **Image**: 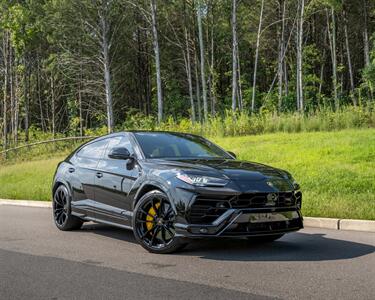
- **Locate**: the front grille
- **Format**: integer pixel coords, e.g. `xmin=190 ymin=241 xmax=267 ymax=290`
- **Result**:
xmin=189 ymin=192 xmax=298 ymax=224
xmin=189 ymin=195 xmax=233 ymax=224
xmin=231 ymin=192 xmax=296 ymax=208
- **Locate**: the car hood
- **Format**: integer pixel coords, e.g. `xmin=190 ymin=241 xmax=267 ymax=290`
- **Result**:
xmin=149 ymin=158 xmax=289 ymax=181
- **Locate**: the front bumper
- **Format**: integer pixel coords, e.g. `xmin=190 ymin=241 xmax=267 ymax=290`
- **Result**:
xmin=174 ymin=207 xmax=303 ymax=238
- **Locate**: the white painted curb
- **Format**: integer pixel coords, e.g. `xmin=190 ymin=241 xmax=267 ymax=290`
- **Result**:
xmin=0 ymin=199 xmax=374 ymax=233
xmin=0 ymin=199 xmax=51 ymax=208
xmin=303 ymin=217 xmax=340 ymax=230
xmin=339 ymin=219 xmax=375 ymax=233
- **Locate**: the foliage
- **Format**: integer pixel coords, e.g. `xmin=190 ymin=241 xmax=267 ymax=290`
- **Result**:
xmin=1 ymin=0 xmax=374 ymax=145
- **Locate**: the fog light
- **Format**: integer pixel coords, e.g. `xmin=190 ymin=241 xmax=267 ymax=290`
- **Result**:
xmin=199 ymin=228 xmax=208 ymax=234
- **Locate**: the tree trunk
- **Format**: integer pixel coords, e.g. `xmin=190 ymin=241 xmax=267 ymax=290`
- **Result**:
xmin=278 ymin=0 xmax=286 ymax=111
xmin=9 ymin=45 xmax=15 ymax=143
xmin=14 ymin=63 xmax=19 ymax=145
xmin=197 ymin=0 xmax=208 ymax=121
xmin=284 ymin=54 xmax=289 ymax=96
xmin=194 ymin=49 xmax=202 ymax=123
xmin=78 ymin=48 xmax=84 ymax=136
xmin=184 ymin=28 xmax=196 ymax=123
xmin=251 ymin=0 xmax=264 ymax=112
xmin=24 ymin=57 xmax=29 ymax=143
xmin=151 ymin=0 xmax=163 ymax=123
xmin=318 ymin=29 xmax=327 ymax=97
xmin=296 ymin=0 xmax=304 ymax=112
xmin=2 ymin=31 xmax=9 ymax=155
xmin=343 ymin=6 xmax=356 ymax=106
xmin=78 ymin=81 xmax=83 ymax=136
xmin=50 ymin=74 xmax=56 ymax=138
xmin=100 ymin=10 xmax=114 ymax=133
xmin=327 ymin=8 xmax=338 ymax=110
xmin=37 ymin=55 xmax=46 ymax=132
xmin=231 ymin=0 xmax=238 ymax=111
xmin=363 ymin=0 xmax=370 ymax=67
xmin=210 ymin=1 xmax=217 ymax=115
xmin=237 ymin=47 xmax=243 ymax=110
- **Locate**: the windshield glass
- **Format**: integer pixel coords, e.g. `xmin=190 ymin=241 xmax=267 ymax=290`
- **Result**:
xmin=134 ymin=132 xmax=232 ymax=159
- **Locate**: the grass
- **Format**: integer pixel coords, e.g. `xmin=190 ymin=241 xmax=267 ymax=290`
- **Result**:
xmin=0 ymin=128 xmax=374 ymax=220
xmin=213 ymin=129 xmax=375 ymax=220
xmin=0 ymin=157 xmax=64 ymax=201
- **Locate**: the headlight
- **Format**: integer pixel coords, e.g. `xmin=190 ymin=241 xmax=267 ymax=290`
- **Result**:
xmin=292 ymin=180 xmax=300 ymax=190
xmin=176 ymin=173 xmax=229 ymax=187
xmin=282 ymin=171 xmax=300 ymax=190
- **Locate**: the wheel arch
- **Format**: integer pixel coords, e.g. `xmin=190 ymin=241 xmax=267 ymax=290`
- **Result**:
xmin=52 ymin=178 xmax=72 ymax=200
xmin=133 ymin=181 xmax=171 ymax=210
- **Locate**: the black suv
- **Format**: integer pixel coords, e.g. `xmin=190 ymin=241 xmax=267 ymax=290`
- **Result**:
xmin=52 ymin=131 xmax=303 ymax=253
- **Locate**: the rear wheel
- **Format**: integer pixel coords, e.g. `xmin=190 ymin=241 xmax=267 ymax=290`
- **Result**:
xmin=132 ymin=190 xmax=187 ymax=254
xmin=53 ymin=185 xmax=83 ymax=231
xmin=247 ymin=234 xmax=284 ymax=243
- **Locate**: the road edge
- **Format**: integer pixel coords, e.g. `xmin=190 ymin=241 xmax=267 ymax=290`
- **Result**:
xmin=1 ymin=199 xmax=374 ymax=233
xmin=0 ymin=199 xmax=51 ymax=208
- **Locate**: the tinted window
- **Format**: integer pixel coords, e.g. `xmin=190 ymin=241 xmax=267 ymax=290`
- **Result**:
xmin=134 ymin=132 xmax=231 ymax=159
xmin=77 ymin=139 xmax=109 ymax=159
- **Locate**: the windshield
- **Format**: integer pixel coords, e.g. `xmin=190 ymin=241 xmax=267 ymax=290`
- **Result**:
xmin=134 ymin=132 xmax=232 ymax=159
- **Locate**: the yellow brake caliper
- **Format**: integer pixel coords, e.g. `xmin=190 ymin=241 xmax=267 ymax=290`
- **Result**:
xmin=146 ymin=202 xmax=160 ymax=231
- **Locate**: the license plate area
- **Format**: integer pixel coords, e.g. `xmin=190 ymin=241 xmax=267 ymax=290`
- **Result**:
xmin=249 ymin=211 xmax=298 ymax=223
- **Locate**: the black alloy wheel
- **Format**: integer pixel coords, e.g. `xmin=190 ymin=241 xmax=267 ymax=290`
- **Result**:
xmin=53 ymin=185 xmax=83 ymax=231
xmin=133 ymin=190 xmax=186 ymax=254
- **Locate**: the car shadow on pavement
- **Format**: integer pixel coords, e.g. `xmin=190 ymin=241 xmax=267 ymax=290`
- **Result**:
xmin=182 ymin=232 xmax=375 ymax=262
xmin=79 ymin=223 xmax=138 ymax=244
xmin=79 ymin=223 xmax=375 ymax=262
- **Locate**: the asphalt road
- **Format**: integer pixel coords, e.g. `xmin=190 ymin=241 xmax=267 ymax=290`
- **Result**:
xmin=1 ymin=206 xmax=374 ymax=300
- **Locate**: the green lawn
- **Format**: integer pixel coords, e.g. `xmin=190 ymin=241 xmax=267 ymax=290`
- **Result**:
xmin=0 ymin=157 xmax=64 ymax=201
xmin=1 ymin=128 xmax=374 ymax=220
xmin=214 ymin=129 xmax=375 ymax=220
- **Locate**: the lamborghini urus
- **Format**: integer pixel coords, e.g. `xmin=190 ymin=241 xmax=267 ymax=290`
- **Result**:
xmin=52 ymin=131 xmax=303 ymax=253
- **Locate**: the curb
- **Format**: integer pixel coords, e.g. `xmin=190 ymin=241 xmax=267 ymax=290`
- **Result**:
xmin=0 ymin=199 xmax=374 ymax=233
xmin=303 ymin=217 xmax=340 ymax=230
xmin=303 ymin=217 xmax=375 ymax=233
xmin=0 ymin=199 xmax=51 ymax=208
xmin=339 ymin=219 xmax=375 ymax=232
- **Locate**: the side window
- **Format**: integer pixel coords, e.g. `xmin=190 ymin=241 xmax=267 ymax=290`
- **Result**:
xmin=77 ymin=139 xmax=109 ymax=159
xmin=105 ymin=135 xmax=134 ymax=158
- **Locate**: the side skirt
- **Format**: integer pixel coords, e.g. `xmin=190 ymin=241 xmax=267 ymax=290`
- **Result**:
xmin=79 ymin=215 xmax=133 ymax=231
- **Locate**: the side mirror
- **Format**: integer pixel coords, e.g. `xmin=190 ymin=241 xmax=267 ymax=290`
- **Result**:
xmin=108 ymin=147 xmax=131 ymax=160
xmin=227 ymin=151 xmax=236 ymax=159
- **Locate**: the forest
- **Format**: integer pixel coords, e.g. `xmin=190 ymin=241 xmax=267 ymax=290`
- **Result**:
xmin=1 ymin=0 xmax=375 ymax=151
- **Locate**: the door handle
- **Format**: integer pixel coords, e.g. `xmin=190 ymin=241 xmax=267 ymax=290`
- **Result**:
xmin=96 ymin=172 xmax=103 ymax=178
xmin=68 ymin=167 xmax=75 ymax=173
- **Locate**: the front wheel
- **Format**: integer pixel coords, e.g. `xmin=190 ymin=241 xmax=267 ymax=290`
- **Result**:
xmin=53 ymin=185 xmax=83 ymax=231
xmin=132 ymin=190 xmax=187 ymax=254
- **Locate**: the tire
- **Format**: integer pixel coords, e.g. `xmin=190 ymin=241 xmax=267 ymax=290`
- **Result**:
xmin=53 ymin=184 xmax=83 ymax=231
xmin=247 ymin=234 xmax=284 ymax=243
xmin=132 ymin=190 xmax=187 ymax=254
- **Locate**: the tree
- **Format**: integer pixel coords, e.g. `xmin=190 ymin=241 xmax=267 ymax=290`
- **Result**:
xmin=150 ymin=0 xmax=163 ymax=123
xmin=231 ymin=0 xmax=238 ymax=111
xmin=296 ymin=0 xmax=304 ymax=112
xmin=326 ymin=6 xmax=338 ymax=110
xmin=196 ymin=0 xmax=208 ymax=121
xmin=277 ymin=0 xmax=286 ymax=110
xmin=251 ymin=0 xmax=264 ymax=112
xmin=343 ymin=3 xmax=355 ymax=105
xmin=363 ymin=0 xmax=370 ymax=67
